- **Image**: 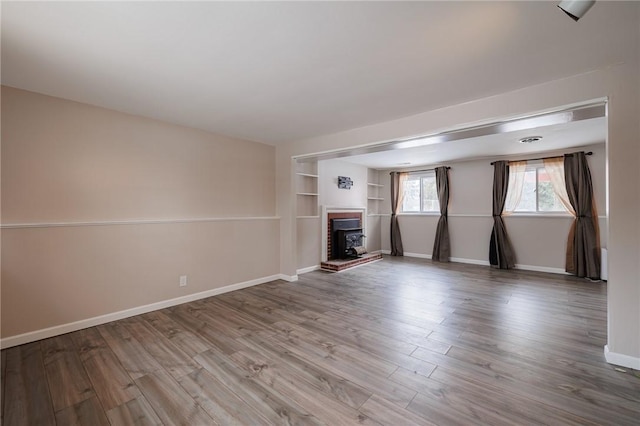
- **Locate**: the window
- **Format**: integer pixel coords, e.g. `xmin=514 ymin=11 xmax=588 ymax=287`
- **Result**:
xmin=513 ymin=166 xmax=566 ymax=213
xmin=401 ymin=173 xmax=440 ymax=213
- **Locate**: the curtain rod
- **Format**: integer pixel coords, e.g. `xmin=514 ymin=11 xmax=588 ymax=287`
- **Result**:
xmin=389 ymin=166 xmax=451 ymax=175
xmin=490 ymin=151 xmax=592 ymax=166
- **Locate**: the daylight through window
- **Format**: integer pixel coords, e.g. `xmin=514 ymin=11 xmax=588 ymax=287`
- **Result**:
xmin=401 ymin=173 xmax=440 ymax=213
xmin=513 ymin=166 xmax=567 ymax=213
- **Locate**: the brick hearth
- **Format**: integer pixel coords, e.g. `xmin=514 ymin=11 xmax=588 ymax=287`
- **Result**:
xmin=320 ymin=252 xmax=382 ymax=272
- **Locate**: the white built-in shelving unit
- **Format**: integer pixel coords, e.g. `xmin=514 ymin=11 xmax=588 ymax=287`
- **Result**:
xmin=367 ymin=169 xmax=385 ymax=216
xmin=296 ymin=161 xmax=319 ymax=217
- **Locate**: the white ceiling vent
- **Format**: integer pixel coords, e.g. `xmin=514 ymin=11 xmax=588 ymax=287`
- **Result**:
xmin=518 ymin=136 xmax=543 ymax=144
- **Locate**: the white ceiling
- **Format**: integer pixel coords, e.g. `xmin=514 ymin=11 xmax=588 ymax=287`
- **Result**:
xmin=339 ymin=117 xmax=606 ymax=169
xmin=1 ymin=2 xmax=636 ymax=145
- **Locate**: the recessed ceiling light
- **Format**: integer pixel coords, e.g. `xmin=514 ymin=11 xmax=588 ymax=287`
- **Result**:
xmin=398 ymin=162 xmax=412 ymax=165
xmin=519 ymin=136 xmax=543 ymax=144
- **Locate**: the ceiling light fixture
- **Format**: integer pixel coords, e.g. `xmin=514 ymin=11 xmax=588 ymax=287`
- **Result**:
xmin=557 ymin=0 xmax=595 ymax=21
xmin=519 ymin=136 xmax=543 ymax=144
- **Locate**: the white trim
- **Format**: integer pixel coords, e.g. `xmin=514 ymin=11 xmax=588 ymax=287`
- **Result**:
xmin=392 ymin=214 xmax=607 ymax=219
xmin=278 ymin=274 xmax=298 ymax=282
xmin=399 ymin=213 xmax=440 ymax=217
xmin=297 ymin=265 xmax=320 ymax=275
xmin=296 ymin=216 xmax=320 ymax=219
xmin=514 ymin=264 xmax=569 ymax=275
xmin=296 ymin=173 xmax=319 ymax=178
xmin=404 ymin=252 xmax=432 ymax=259
xmin=450 ymin=257 xmax=492 ymax=266
xmin=1 ymin=216 xmax=281 ymax=229
xmin=380 ymin=251 xmax=569 ymax=274
xmin=505 ymin=213 xmax=573 ymax=218
xmin=321 ymin=206 xmax=367 ymax=262
xmin=604 ymin=345 xmax=640 ymax=370
xmin=504 ymin=214 xmax=607 ymax=219
xmin=0 ymin=273 xmax=283 ymax=349
xmin=600 ymin=248 xmax=608 ymax=281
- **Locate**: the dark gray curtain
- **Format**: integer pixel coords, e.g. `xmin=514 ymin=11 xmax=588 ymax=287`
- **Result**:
xmin=489 ymin=161 xmax=516 ymax=269
xmin=390 ymin=172 xmax=404 ymax=256
xmin=564 ymin=152 xmax=600 ymax=279
xmin=432 ymin=166 xmax=450 ymax=262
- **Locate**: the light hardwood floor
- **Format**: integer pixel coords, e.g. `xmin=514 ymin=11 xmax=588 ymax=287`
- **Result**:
xmin=2 ymin=256 xmax=639 ymax=425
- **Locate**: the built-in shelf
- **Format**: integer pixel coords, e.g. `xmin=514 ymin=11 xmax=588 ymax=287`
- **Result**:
xmin=296 ymin=161 xmax=319 ymax=217
xmin=367 ymin=169 xmax=385 ymax=216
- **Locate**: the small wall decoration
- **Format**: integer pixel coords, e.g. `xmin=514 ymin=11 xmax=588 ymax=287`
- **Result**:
xmin=338 ymin=176 xmax=353 ymax=189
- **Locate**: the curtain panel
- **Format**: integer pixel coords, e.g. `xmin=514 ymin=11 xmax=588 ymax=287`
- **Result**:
xmin=503 ymin=161 xmax=527 ymax=214
xmin=432 ymin=166 xmax=450 ymax=262
xmin=390 ymin=172 xmax=407 ymax=256
xmin=543 ymin=157 xmax=576 ymax=215
xmin=564 ymin=152 xmax=601 ymax=279
xmin=489 ymin=161 xmax=516 ymax=269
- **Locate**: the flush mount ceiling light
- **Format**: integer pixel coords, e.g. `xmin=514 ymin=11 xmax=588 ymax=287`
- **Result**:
xmin=519 ymin=136 xmax=543 ymax=144
xmin=557 ymin=0 xmax=595 ymax=21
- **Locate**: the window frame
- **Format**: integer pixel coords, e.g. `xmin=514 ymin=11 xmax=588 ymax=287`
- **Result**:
xmin=400 ymin=172 xmax=440 ymax=214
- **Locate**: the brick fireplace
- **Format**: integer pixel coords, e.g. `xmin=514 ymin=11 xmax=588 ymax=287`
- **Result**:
xmin=320 ymin=206 xmax=382 ymax=272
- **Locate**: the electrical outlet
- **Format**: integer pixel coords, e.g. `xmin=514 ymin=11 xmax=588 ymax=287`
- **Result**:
xmin=179 ymin=275 xmax=187 ymax=287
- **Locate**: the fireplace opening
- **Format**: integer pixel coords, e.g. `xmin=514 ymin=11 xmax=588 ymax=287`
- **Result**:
xmin=330 ymin=218 xmax=367 ymax=259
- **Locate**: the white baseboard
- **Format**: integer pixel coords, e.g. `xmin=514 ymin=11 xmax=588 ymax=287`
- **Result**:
xmin=278 ymin=274 xmax=298 ymax=282
xmin=1 ymin=273 xmax=283 ymax=349
xmin=514 ymin=264 xmax=569 ymax=275
xmin=382 ymin=250 xmax=428 ymax=258
xmin=450 ymin=257 xmax=491 ymax=266
xmin=381 ymin=251 xmax=568 ymax=275
xmin=386 ymin=251 xmax=489 ymax=266
xmin=604 ymin=345 xmax=640 ymax=370
xmin=404 ymin=252 xmax=432 ymax=259
xmin=296 ymin=265 xmax=320 ymax=275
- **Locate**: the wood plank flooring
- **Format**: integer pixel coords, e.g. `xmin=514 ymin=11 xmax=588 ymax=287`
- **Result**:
xmin=2 ymin=256 xmax=639 ymax=425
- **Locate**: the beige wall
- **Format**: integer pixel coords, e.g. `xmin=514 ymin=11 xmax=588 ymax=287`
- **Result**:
xmin=2 ymin=87 xmax=275 ymax=222
xmin=278 ymin=61 xmax=640 ymax=365
xmin=365 ymin=215 xmax=382 ymax=254
xmin=1 ymin=86 xmax=279 ymax=341
xmin=318 ymin=159 xmax=368 ymax=209
xmin=296 ymin=217 xmax=321 ymax=270
xmin=2 ymin=220 xmax=279 ymax=337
